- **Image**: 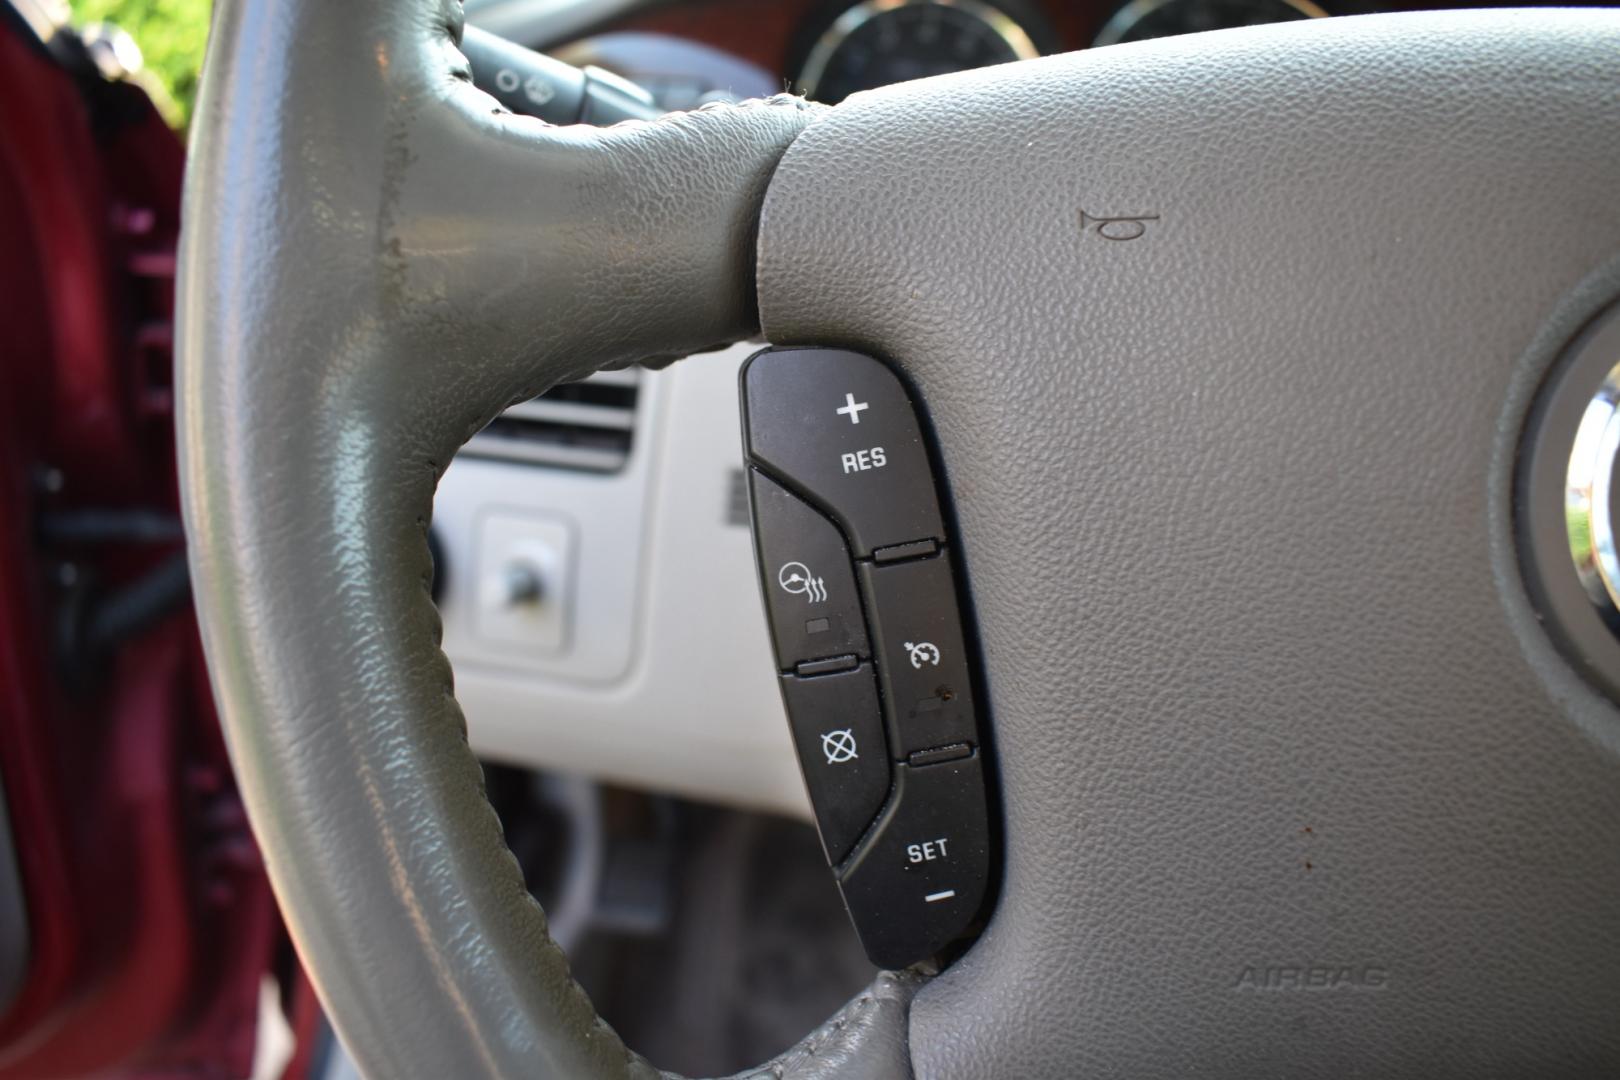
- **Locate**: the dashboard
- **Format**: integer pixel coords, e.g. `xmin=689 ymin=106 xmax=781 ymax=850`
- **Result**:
xmin=472 ymin=0 xmax=1526 ymax=108
xmin=446 ymin=0 xmax=1587 ymax=819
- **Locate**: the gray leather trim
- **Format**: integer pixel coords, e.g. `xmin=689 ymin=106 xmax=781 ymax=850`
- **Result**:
xmin=733 ymin=972 xmax=922 ymax=1080
xmin=758 ymin=10 xmax=1620 ymax=1077
xmin=175 ymin=1 xmax=916 ymax=1077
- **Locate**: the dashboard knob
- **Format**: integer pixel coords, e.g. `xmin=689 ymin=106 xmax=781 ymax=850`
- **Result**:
xmin=503 ymin=561 xmax=545 ymax=607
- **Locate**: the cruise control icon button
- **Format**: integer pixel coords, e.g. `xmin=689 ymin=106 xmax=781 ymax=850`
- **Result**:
xmin=905 ymin=641 xmax=941 ymax=669
xmin=821 ymin=728 xmax=859 ymax=764
xmin=860 ymin=557 xmax=977 ymax=756
xmin=779 ymin=665 xmax=891 ymax=865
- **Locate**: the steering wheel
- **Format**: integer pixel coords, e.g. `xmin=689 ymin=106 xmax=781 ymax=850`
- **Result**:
xmin=176 ymin=0 xmax=1620 ymax=1075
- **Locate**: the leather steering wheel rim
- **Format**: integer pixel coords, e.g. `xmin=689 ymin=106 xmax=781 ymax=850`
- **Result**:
xmin=178 ymin=0 xmax=1620 ymax=1076
xmin=176 ymin=2 xmax=912 ymax=1076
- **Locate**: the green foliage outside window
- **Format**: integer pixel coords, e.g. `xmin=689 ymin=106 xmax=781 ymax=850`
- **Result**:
xmin=74 ymin=0 xmax=212 ymax=128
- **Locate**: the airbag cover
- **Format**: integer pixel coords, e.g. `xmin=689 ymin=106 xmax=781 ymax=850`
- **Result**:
xmin=758 ymin=10 xmax=1620 ymax=1077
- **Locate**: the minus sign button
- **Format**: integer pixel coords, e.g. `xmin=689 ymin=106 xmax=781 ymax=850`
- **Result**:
xmin=924 ymin=889 xmax=956 ymax=903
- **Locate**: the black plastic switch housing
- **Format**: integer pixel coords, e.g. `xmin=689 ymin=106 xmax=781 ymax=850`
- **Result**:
xmin=743 ymin=348 xmax=944 ymax=556
xmin=742 ymin=346 xmax=993 ymax=971
xmin=778 ymin=665 xmax=892 ymax=864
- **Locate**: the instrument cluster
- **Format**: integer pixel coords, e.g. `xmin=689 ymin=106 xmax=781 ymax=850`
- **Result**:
xmin=568 ymin=0 xmax=1338 ymax=110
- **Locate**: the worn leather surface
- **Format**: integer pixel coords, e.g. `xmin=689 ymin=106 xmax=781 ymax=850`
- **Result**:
xmin=735 ymin=972 xmax=920 ymax=1080
xmin=175 ymin=1 xmax=923 ymax=1076
xmin=759 ymin=10 xmax=1620 ymax=1077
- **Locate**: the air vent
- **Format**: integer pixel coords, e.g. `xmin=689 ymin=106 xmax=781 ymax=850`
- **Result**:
xmin=726 ymin=469 xmax=750 ymax=527
xmin=462 ymin=369 xmax=640 ymax=472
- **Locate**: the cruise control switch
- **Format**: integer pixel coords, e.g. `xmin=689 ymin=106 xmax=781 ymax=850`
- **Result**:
xmin=740 ymin=347 xmax=994 ymax=970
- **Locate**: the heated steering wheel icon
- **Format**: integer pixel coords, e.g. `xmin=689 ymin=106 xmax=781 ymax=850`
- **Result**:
xmin=777 ymin=561 xmax=827 ymax=603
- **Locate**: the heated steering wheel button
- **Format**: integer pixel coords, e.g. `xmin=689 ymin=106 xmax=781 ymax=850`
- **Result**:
xmin=859 ymin=556 xmax=978 ymax=755
xmin=743 ymin=349 xmax=944 ymax=556
xmin=749 ymin=470 xmax=869 ymax=668
xmin=779 ymin=664 xmax=892 ymax=865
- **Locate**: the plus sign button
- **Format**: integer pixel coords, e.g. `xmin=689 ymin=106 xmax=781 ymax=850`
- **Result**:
xmin=742 ymin=348 xmax=945 ymax=557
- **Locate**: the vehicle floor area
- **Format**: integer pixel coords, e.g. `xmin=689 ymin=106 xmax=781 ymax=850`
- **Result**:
xmin=493 ymin=769 xmax=875 ymax=1075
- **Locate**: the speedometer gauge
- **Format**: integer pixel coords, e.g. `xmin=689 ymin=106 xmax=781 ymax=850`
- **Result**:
xmin=796 ymin=0 xmax=1041 ymax=105
xmin=1093 ymin=0 xmax=1326 ymax=47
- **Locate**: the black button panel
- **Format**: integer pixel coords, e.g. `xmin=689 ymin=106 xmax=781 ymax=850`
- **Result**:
xmin=743 ymin=348 xmax=945 ymax=557
xmin=742 ymin=346 xmax=993 ymax=970
xmin=750 ymin=470 xmax=869 ymax=669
